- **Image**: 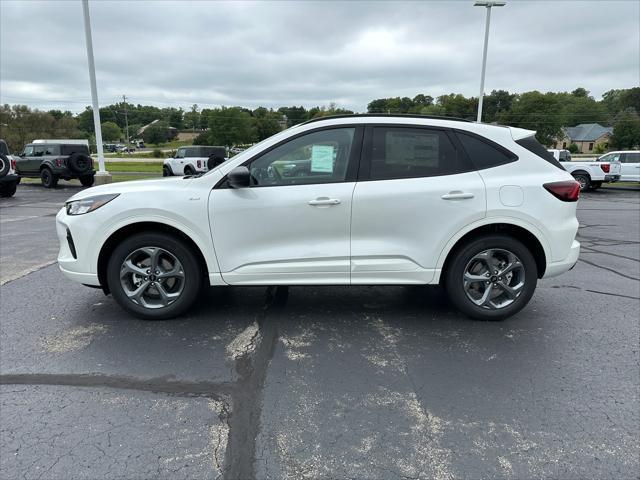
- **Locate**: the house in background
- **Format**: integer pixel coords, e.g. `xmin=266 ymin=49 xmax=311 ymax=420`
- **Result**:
xmin=554 ymin=123 xmax=613 ymax=153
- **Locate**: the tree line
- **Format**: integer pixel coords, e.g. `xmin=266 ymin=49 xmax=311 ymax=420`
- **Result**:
xmin=0 ymin=87 xmax=638 ymax=152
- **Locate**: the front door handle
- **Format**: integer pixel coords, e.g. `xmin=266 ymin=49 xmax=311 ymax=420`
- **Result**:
xmin=308 ymin=198 xmax=341 ymax=206
xmin=441 ymin=191 xmax=474 ymax=200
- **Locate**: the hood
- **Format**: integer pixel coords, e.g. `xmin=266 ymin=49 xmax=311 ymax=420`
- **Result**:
xmin=66 ymin=176 xmax=192 ymax=202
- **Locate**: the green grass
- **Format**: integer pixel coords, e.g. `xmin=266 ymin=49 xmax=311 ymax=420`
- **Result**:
xmin=20 ymin=173 xmax=161 ymax=185
xmin=603 ymin=181 xmax=640 ymax=188
xmin=104 ymin=161 xmax=163 ymax=173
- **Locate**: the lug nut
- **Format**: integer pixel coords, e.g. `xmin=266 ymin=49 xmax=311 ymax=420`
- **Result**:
xmin=155 ymin=270 xmax=159 ymax=275
xmin=147 ymin=269 xmax=150 ymax=274
xmin=144 ymin=276 xmax=148 ymax=280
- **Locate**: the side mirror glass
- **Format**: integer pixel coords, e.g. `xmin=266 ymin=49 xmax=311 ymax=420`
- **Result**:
xmin=228 ymin=166 xmax=250 ymax=188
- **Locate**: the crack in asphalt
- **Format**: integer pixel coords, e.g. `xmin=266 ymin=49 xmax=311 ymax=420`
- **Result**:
xmin=222 ymin=286 xmax=282 ymax=480
xmin=584 ymin=289 xmax=640 ymax=301
xmin=577 ymin=258 xmax=640 ymax=281
xmin=580 ymin=246 xmax=640 ymax=263
xmin=0 ymin=373 xmax=233 ymax=399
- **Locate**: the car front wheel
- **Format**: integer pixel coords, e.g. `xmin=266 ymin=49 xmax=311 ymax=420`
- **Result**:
xmin=106 ymin=232 xmax=202 ymax=320
xmin=444 ymin=234 xmax=538 ymax=321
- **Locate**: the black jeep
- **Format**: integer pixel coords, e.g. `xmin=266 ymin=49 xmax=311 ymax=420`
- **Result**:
xmin=15 ymin=142 xmax=95 ymax=188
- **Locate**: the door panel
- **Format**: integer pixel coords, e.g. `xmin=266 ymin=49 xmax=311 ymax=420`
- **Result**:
xmin=351 ymin=125 xmax=486 ymax=284
xmin=351 ymin=172 xmax=486 ymax=283
xmin=208 ymin=126 xmax=362 ymax=285
xmin=621 ymin=153 xmax=640 ymax=182
xmin=210 ymin=183 xmax=355 ymax=284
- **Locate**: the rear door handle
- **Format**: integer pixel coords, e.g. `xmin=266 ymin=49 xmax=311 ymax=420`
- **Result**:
xmin=308 ymin=198 xmax=341 ymax=206
xmin=441 ymin=191 xmax=474 ymax=200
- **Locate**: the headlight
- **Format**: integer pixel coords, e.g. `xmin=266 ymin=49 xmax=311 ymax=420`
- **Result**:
xmin=66 ymin=194 xmax=119 ymax=215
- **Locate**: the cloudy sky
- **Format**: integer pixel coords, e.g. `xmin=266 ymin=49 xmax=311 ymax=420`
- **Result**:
xmin=1 ymin=0 xmax=638 ymax=113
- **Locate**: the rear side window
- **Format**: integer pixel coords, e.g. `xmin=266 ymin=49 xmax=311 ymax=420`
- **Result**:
xmin=200 ymin=147 xmax=226 ymax=158
xmin=456 ymin=132 xmax=518 ymax=170
xmin=370 ymin=127 xmax=472 ymax=180
xmin=60 ymin=145 xmax=89 ymax=155
xmin=514 ymin=135 xmax=564 ymax=170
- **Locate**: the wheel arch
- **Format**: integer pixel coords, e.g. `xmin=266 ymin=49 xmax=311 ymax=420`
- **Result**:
xmin=97 ymin=221 xmax=209 ymax=294
xmin=438 ymin=222 xmax=548 ymax=282
xmin=570 ymin=169 xmax=590 ymax=179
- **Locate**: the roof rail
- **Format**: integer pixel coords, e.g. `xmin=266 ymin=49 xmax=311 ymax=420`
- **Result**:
xmin=300 ymin=113 xmax=473 ymax=125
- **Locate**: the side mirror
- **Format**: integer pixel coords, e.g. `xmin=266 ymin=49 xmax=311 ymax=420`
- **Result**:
xmin=228 ymin=166 xmax=250 ymax=188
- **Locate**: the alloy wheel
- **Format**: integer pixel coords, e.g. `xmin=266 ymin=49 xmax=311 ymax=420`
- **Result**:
xmin=462 ymin=248 xmax=525 ymax=310
xmin=119 ymin=246 xmax=185 ymax=309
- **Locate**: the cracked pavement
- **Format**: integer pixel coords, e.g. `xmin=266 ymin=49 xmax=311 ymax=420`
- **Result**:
xmin=1 ymin=184 xmax=638 ymax=479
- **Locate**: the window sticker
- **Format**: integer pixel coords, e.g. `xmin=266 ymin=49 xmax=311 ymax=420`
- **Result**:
xmin=311 ymin=145 xmax=335 ymax=173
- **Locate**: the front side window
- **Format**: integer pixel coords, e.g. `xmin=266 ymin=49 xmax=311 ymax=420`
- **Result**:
xmin=175 ymin=148 xmax=186 ymax=159
xmin=369 ymin=127 xmax=469 ymax=180
xmin=33 ymin=146 xmax=46 ymax=157
xmin=23 ymin=146 xmax=34 ymax=156
xmin=248 ymin=128 xmax=355 ymax=187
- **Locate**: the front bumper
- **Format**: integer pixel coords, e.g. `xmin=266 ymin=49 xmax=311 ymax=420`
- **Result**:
xmin=543 ymin=240 xmax=580 ymax=278
xmin=56 ymin=208 xmax=101 ymax=286
xmin=604 ymin=174 xmax=620 ymax=183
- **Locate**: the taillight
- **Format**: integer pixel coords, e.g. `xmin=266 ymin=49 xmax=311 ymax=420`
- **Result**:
xmin=10 ymin=159 xmax=16 ymax=170
xmin=197 ymin=160 xmax=202 ymax=168
xmin=55 ymin=158 xmax=65 ymax=167
xmin=544 ymin=181 xmax=580 ymax=202
xmin=600 ymin=163 xmax=610 ymax=173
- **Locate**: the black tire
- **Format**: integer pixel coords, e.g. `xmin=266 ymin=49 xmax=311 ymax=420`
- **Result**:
xmin=0 ymin=154 xmax=10 ymax=178
xmin=443 ymin=234 xmax=538 ymax=321
xmin=67 ymin=153 xmax=93 ymax=174
xmin=163 ymin=165 xmax=172 ymax=177
xmin=80 ymin=175 xmax=95 ymax=187
xmin=41 ymin=168 xmax=58 ymax=188
xmin=207 ymin=155 xmax=225 ymax=170
xmin=184 ymin=165 xmax=195 ymax=176
xmin=106 ymin=232 xmax=202 ymax=320
xmin=591 ymin=181 xmax=602 ymax=190
xmin=573 ymin=173 xmax=591 ymax=192
xmin=0 ymin=183 xmax=17 ymax=198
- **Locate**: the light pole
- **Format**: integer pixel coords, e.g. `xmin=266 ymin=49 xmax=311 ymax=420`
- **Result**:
xmin=474 ymin=1 xmax=506 ymax=123
xmin=81 ymin=0 xmax=111 ymax=183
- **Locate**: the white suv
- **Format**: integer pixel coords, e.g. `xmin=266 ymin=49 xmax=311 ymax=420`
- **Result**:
xmin=56 ymin=115 xmax=581 ymax=321
xmin=163 ymin=146 xmax=227 ymax=176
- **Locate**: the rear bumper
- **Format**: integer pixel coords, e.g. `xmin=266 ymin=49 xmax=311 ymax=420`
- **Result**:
xmin=0 ymin=173 xmax=20 ymax=185
xmin=543 ymin=240 xmax=580 ymax=278
xmin=604 ymin=174 xmax=620 ymax=183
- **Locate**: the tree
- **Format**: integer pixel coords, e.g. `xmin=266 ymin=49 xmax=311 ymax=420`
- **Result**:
xmin=204 ymin=107 xmax=255 ymax=147
xmin=142 ymin=122 xmax=170 ymax=145
xmin=498 ymin=91 xmax=563 ymax=146
xmin=571 ymin=87 xmax=589 ymax=98
xmin=611 ymin=109 xmax=640 ymax=149
xmin=184 ymin=104 xmax=200 ymax=130
xmin=252 ymin=107 xmax=284 ymax=141
xmin=277 ymin=106 xmax=308 ymax=126
xmin=101 ymin=121 xmax=122 ymax=141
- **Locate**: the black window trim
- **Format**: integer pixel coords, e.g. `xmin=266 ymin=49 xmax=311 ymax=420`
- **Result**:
xmin=214 ymin=124 xmax=365 ymax=189
xmin=453 ymin=129 xmax=519 ymax=171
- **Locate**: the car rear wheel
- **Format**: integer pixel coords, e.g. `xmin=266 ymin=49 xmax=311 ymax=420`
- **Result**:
xmin=41 ymin=168 xmax=58 ymax=188
xmin=106 ymin=232 xmax=202 ymax=320
xmin=80 ymin=175 xmax=95 ymax=187
xmin=444 ymin=234 xmax=538 ymax=321
xmin=0 ymin=154 xmax=10 ymax=178
xmin=184 ymin=165 xmax=195 ymax=176
xmin=573 ymin=173 xmax=590 ymax=192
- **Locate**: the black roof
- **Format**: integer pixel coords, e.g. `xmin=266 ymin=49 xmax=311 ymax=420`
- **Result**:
xmin=301 ymin=113 xmax=472 ymax=125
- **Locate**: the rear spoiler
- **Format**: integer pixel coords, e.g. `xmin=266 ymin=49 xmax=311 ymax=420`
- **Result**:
xmin=509 ymin=127 xmax=536 ymax=141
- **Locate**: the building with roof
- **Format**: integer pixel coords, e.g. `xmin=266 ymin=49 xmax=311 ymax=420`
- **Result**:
xmin=554 ymin=123 xmax=613 ymax=153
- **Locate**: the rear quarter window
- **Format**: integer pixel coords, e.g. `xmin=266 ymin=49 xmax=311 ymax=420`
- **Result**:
xmin=455 ymin=131 xmax=518 ymax=170
xmin=514 ymin=135 xmax=564 ymax=170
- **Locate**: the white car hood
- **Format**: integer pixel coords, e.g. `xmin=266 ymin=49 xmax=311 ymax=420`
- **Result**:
xmin=66 ymin=176 xmax=192 ymax=202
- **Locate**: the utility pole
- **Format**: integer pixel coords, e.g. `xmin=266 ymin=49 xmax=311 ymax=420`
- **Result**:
xmin=81 ymin=0 xmax=111 ymax=183
xmin=123 ymin=94 xmax=130 ymax=148
xmin=474 ymin=1 xmax=506 ymax=123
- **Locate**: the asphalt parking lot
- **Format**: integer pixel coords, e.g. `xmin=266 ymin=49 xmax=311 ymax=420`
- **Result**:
xmin=1 ymin=183 xmax=638 ymax=479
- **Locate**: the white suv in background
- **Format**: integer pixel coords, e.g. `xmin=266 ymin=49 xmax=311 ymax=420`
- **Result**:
xmin=57 ymin=115 xmax=580 ymax=321
xmin=163 ymin=146 xmax=227 ymax=176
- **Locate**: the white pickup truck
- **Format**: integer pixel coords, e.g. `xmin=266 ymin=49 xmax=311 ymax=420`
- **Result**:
xmin=548 ymin=149 xmax=622 ymax=191
xmin=163 ymin=146 xmax=227 ymax=176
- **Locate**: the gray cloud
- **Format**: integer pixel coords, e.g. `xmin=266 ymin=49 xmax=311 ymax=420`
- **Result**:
xmin=1 ymin=0 xmax=638 ymax=113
